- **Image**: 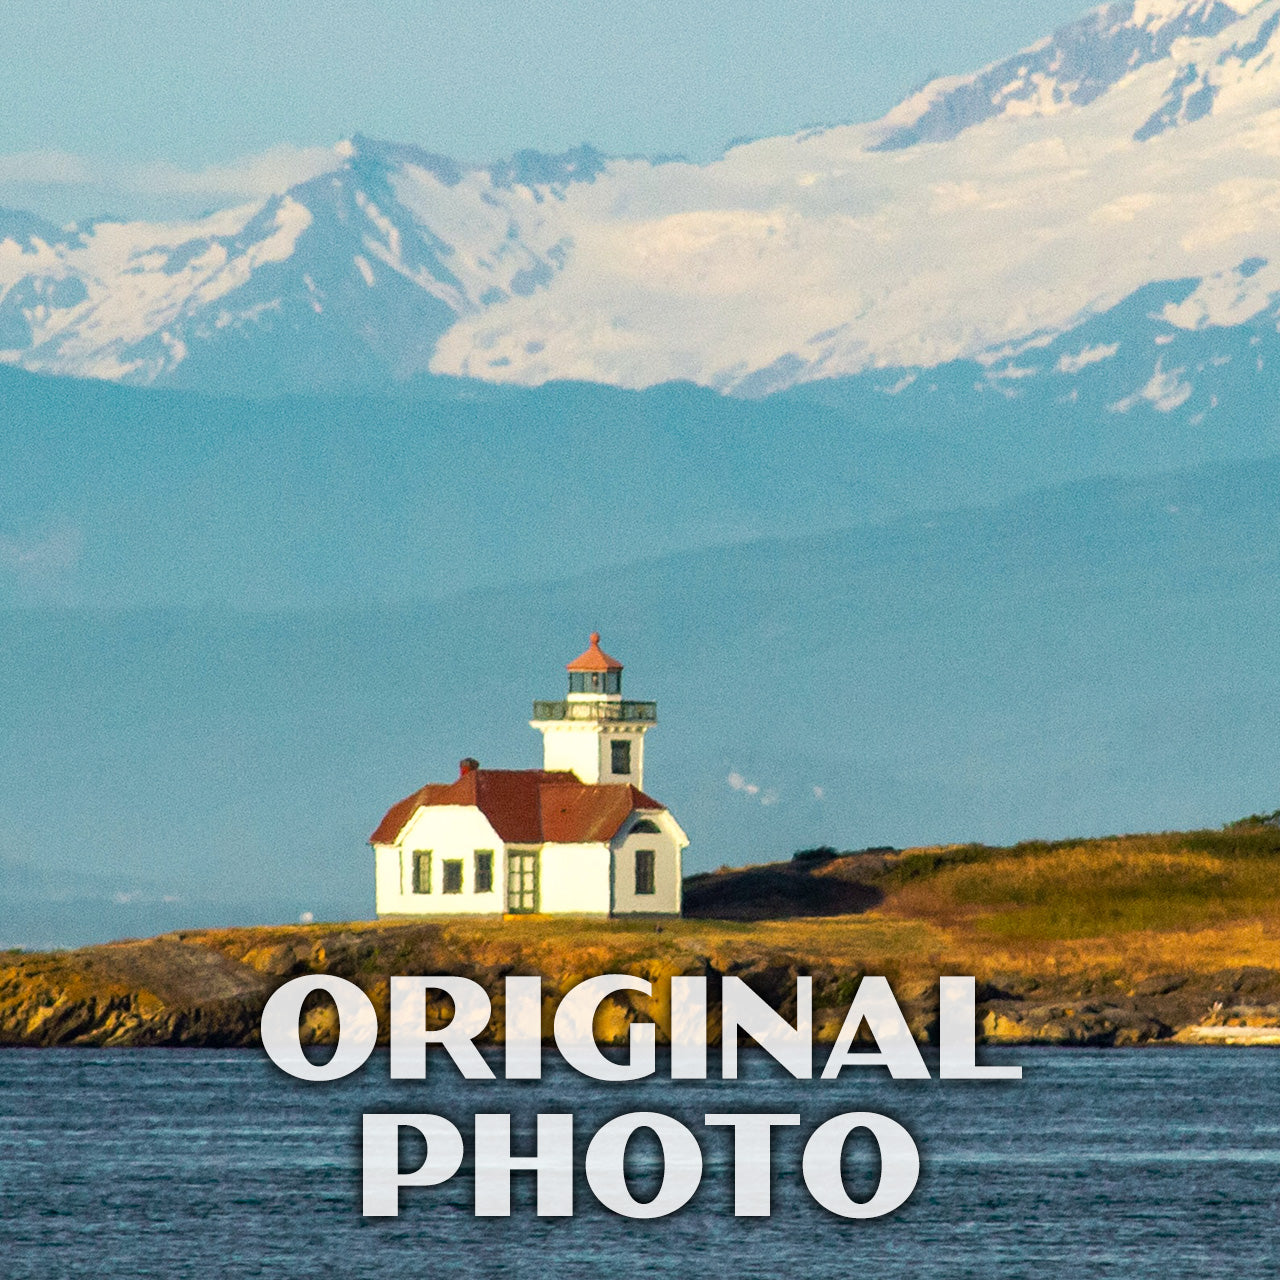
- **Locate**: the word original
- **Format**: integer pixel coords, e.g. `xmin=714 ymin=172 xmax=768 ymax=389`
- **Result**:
xmin=261 ymin=973 xmax=1022 ymax=1082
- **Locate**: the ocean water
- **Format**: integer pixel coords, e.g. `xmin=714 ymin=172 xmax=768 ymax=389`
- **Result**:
xmin=1 ymin=1046 xmax=1278 ymax=1278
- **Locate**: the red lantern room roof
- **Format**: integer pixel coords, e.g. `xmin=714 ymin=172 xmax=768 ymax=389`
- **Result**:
xmin=566 ymin=631 xmax=623 ymax=672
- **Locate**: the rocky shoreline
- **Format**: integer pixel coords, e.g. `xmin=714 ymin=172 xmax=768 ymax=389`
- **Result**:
xmin=979 ymin=967 xmax=1280 ymax=1046
xmin=4 ymin=919 xmax=1279 ymax=1049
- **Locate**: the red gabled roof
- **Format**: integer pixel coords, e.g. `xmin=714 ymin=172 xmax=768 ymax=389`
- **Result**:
xmin=370 ymin=768 xmax=665 ymax=846
xmin=540 ymin=781 xmax=657 ymax=844
xmin=566 ymin=631 xmax=623 ymax=672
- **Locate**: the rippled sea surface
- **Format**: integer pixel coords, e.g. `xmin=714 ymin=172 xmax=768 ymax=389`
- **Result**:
xmin=2 ymin=1047 xmax=1278 ymax=1278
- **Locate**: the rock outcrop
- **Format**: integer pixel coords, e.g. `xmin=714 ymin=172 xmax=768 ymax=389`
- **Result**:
xmin=4 ymin=920 xmax=1279 ymax=1049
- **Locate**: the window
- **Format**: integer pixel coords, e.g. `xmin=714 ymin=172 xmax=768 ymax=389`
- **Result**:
xmin=629 ymin=819 xmax=661 ymax=834
xmin=412 ymin=850 xmax=432 ymax=894
xmin=611 ymin=739 xmax=632 ymax=775
xmin=571 ymin=670 xmax=621 ymax=694
xmin=635 ymin=849 xmax=656 ymax=895
xmin=442 ymin=859 xmax=464 ymax=894
xmin=474 ymin=850 xmax=494 ymax=894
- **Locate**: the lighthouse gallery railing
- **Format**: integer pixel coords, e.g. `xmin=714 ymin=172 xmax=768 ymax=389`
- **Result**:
xmin=531 ymin=700 xmax=657 ymax=723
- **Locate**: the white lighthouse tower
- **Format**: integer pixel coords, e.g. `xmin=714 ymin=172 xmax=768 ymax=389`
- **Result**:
xmin=530 ymin=632 xmax=656 ymax=788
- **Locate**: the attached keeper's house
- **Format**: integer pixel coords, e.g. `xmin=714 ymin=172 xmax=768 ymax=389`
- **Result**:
xmin=370 ymin=634 xmax=688 ymax=917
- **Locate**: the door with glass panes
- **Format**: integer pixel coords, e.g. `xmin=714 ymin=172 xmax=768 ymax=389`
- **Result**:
xmin=506 ymin=849 xmax=539 ymax=913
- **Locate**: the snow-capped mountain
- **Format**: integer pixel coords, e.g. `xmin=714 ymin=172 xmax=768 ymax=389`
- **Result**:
xmin=6 ymin=0 xmax=1280 ymax=399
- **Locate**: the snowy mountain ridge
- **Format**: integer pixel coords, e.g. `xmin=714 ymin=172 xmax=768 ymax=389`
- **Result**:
xmin=5 ymin=0 xmax=1280 ymax=397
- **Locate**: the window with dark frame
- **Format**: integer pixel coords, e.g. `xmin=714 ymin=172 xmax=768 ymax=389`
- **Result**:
xmin=571 ymin=670 xmax=622 ymax=694
xmin=412 ymin=850 xmax=432 ymax=894
xmin=442 ymin=859 xmax=464 ymax=894
xmin=635 ymin=849 xmax=656 ymax=895
xmin=474 ymin=850 xmax=494 ymax=893
xmin=611 ymin=739 xmax=632 ymax=775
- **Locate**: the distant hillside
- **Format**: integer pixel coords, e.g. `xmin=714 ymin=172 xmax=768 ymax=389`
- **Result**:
xmin=5 ymin=821 xmax=1280 ymax=1048
xmin=7 ymin=356 xmax=1280 ymax=613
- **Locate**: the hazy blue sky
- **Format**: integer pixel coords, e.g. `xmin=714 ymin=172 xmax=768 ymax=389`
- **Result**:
xmin=1 ymin=0 xmax=1094 ymax=218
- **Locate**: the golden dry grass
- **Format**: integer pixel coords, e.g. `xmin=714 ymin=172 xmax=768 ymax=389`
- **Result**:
xmin=879 ymin=829 xmax=1280 ymax=942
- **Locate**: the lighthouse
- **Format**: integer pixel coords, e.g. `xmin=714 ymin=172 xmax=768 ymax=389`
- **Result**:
xmin=369 ymin=631 xmax=685 ymax=917
xmin=530 ymin=632 xmax=656 ymax=788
